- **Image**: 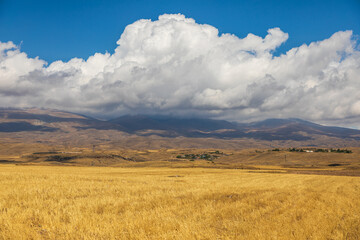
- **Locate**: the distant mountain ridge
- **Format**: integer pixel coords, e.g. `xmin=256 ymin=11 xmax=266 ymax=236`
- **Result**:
xmin=109 ymin=115 xmax=360 ymax=141
xmin=1 ymin=109 xmax=360 ymax=143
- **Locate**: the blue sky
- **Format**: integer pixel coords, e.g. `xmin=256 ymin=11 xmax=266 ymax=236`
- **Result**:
xmin=1 ymin=0 xmax=359 ymax=63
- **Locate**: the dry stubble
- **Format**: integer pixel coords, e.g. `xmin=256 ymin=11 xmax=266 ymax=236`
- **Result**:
xmin=0 ymin=165 xmax=359 ymax=239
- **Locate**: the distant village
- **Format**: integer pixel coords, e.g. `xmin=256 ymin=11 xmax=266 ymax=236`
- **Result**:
xmin=271 ymin=148 xmax=352 ymax=153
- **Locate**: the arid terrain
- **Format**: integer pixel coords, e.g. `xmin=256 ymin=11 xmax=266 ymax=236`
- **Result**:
xmin=1 ymin=140 xmax=360 ymax=176
xmin=1 ymin=108 xmax=360 ymax=149
xmin=1 ymin=109 xmax=360 ymax=239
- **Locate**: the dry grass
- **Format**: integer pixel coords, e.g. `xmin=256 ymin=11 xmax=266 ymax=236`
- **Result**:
xmin=1 ymin=145 xmax=359 ymax=177
xmin=0 ymin=165 xmax=359 ymax=239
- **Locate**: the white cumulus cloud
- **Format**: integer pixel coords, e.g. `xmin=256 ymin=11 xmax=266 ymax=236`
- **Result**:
xmin=0 ymin=14 xmax=359 ymax=126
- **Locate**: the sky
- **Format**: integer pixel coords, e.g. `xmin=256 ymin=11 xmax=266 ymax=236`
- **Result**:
xmin=0 ymin=0 xmax=360 ymax=127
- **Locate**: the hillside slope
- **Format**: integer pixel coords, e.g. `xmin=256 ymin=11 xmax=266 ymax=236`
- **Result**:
xmin=1 ymin=108 xmax=360 ymax=148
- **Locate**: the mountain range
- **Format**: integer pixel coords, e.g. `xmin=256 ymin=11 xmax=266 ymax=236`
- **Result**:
xmin=1 ymin=108 xmax=359 ymax=148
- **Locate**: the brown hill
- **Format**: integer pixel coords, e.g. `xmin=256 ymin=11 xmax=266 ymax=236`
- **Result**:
xmin=1 ymin=108 xmax=360 ymax=149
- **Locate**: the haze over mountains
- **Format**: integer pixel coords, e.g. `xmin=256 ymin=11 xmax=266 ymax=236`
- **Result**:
xmin=1 ymin=108 xmax=359 ymax=149
xmin=109 ymin=115 xmax=360 ymax=141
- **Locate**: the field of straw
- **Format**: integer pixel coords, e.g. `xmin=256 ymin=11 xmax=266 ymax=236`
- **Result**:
xmin=0 ymin=165 xmax=359 ymax=239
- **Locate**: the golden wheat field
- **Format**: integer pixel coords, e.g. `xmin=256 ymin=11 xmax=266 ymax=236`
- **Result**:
xmin=0 ymin=165 xmax=359 ymax=240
